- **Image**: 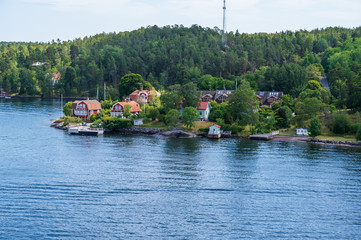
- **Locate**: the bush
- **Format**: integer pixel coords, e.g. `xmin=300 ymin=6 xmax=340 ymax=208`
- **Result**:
xmin=89 ymin=112 xmax=102 ymax=122
xmin=356 ymin=126 xmax=361 ymax=141
xmin=230 ymin=124 xmax=244 ymax=134
xmin=198 ymin=127 xmax=209 ymax=133
xmin=332 ymin=113 xmax=351 ymax=134
xmin=165 ymin=109 xmax=180 ymax=126
xmin=63 ymin=116 xmax=82 ymax=126
xmin=142 ymin=117 xmax=151 ymax=124
xmin=350 ymin=123 xmax=361 ymax=134
xmin=101 ymin=117 xmax=132 ymax=130
xmin=91 ymin=119 xmax=102 ymax=128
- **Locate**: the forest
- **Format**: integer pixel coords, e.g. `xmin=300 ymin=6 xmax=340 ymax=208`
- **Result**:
xmin=1 ymin=24 xmax=361 ymax=111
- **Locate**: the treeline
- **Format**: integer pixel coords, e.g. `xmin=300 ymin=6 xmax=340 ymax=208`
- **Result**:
xmin=1 ymin=25 xmax=361 ymax=109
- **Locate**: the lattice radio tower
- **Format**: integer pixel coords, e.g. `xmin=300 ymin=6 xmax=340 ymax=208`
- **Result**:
xmin=222 ymin=0 xmax=227 ymax=46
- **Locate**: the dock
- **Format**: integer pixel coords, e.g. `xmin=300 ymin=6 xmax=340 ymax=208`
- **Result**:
xmin=249 ymin=131 xmax=279 ymax=140
xmin=68 ymin=124 xmax=104 ymax=136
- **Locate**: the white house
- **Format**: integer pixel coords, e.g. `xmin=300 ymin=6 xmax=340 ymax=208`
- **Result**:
xmin=197 ymin=101 xmax=211 ymax=121
xmin=296 ymin=127 xmax=308 ymax=136
xmin=209 ymin=124 xmax=221 ymax=135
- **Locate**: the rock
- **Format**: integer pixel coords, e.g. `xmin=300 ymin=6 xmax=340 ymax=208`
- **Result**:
xmin=113 ymin=127 xmax=163 ymax=135
xmin=161 ymin=130 xmax=197 ymax=138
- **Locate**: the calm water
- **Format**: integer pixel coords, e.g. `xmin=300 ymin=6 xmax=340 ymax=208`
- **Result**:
xmin=1 ymin=98 xmax=361 ymax=239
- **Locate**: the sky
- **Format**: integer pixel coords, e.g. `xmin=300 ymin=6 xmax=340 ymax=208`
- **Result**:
xmin=0 ymin=0 xmax=360 ymax=42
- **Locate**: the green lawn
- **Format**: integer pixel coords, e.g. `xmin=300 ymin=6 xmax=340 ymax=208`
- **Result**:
xmin=138 ymin=120 xmax=168 ymax=129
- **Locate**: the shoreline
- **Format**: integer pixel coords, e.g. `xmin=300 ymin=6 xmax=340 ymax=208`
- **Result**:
xmin=271 ymin=135 xmax=361 ymax=148
xmin=50 ymin=120 xmax=360 ymax=147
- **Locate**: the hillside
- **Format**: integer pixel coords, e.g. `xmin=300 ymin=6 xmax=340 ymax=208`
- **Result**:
xmin=0 ymin=25 xmax=361 ymax=109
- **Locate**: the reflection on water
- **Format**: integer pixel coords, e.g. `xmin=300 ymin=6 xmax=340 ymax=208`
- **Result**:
xmin=1 ymin=99 xmax=361 ymax=239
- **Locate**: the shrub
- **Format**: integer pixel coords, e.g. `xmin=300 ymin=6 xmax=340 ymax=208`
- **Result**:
xmin=165 ymin=109 xmax=180 ymax=126
xmin=350 ymin=123 xmax=361 ymax=134
xmin=101 ymin=117 xmax=132 ymax=131
xmin=63 ymin=116 xmax=82 ymax=126
xmin=332 ymin=113 xmax=351 ymax=134
xmin=89 ymin=112 xmax=102 ymax=122
xmin=230 ymin=124 xmax=244 ymax=134
xmin=356 ymin=126 xmax=361 ymax=141
xmin=198 ymin=127 xmax=209 ymax=133
xmin=91 ymin=119 xmax=102 ymax=128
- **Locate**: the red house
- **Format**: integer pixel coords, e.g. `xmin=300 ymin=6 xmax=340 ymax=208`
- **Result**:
xmin=129 ymin=88 xmax=161 ymax=104
xmin=72 ymin=98 xmax=101 ymax=120
xmin=254 ymin=91 xmax=283 ymax=105
xmin=110 ymin=101 xmax=142 ymax=118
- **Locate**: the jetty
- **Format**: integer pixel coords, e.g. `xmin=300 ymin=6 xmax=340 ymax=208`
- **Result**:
xmin=68 ymin=123 xmax=104 ymax=136
xmin=250 ymin=131 xmax=279 ymax=140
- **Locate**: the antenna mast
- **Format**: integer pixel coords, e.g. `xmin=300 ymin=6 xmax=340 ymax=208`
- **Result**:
xmin=222 ymin=0 xmax=227 ymax=46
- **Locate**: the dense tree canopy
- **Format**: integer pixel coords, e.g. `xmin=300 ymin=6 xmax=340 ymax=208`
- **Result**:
xmin=0 ymin=25 xmax=360 ymax=111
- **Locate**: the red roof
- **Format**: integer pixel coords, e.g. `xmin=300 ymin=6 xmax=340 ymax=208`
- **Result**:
xmin=53 ymin=72 xmax=61 ymax=80
xmin=197 ymin=101 xmax=209 ymax=110
xmin=118 ymin=101 xmax=141 ymax=113
xmin=72 ymin=99 xmax=101 ymax=110
xmin=212 ymin=124 xmax=221 ymax=128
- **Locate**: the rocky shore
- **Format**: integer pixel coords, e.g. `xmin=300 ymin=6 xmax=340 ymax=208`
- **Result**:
xmin=306 ymin=137 xmax=361 ymax=147
xmin=272 ymin=135 xmax=361 ymax=147
xmin=50 ymin=120 xmax=361 ymax=146
xmin=51 ymin=120 xmax=199 ymax=138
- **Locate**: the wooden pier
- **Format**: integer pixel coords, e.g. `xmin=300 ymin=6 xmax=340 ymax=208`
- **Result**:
xmin=249 ymin=131 xmax=280 ymax=140
xmin=68 ymin=124 xmax=104 ymax=136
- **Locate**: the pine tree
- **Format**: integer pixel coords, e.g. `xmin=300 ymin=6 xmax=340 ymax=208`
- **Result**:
xmin=308 ymin=117 xmax=322 ymax=137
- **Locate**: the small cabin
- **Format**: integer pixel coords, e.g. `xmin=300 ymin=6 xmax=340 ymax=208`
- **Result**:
xmin=296 ymin=127 xmax=308 ymax=136
xmin=208 ymin=124 xmax=221 ymax=138
xmin=72 ymin=98 xmax=101 ymax=120
xmin=133 ymin=118 xmax=143 ymax=126
xmin=209 ymin=124 xmax=221 ymax=135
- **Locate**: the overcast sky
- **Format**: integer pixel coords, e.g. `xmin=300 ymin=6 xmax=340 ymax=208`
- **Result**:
xmin=0 ymin=0 xmax=360 ymax=42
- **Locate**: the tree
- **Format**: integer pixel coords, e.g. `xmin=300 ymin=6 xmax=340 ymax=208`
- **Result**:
xmin=19 ymin=68 xmax=37 ymax=95
xmin=295 ymin=97 xmax=326 ymax=126
xmin=118 ymin=73 xmax=153 ymax=99
xmin=227 ymin=80 xmax=258 ymax=127
xmin=332 ymin=113 xmax=351 ymax=134
xmin=165 ymin=109 xmax=180 ymax=126
xmin=123 ymin=104 xmax=132 ymax=118
xmin=181 ymin=107 xmax=200 ymax=128
xmin=160 ymin=84 xmax=183 ymax=112
xmin=180 ymin=82 xmax=201 ymax=108
xmin=276 ymin=106 xmax=293 ymax=128
xmin=63 ymin=101 xmax=73 ymax=116
xmin=308 ymin=117 xmax=322 ymax=137
xmin=63 ymin=66 xmax=76 ymax=96
xmin=147 ymin=106 xmax=160 ymax=121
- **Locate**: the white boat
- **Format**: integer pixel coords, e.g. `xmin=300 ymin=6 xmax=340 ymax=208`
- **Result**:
xmin=68 ymin=123 xmax=104 ymax=136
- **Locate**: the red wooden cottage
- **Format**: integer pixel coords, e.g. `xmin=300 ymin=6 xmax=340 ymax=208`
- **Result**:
xmin=72 ymin=98 xmax=101 ymax=120
xmin=110 ymin=101 xmax=142 ymax=118
xmin=129 ymin=88 xmax=161 ymax=104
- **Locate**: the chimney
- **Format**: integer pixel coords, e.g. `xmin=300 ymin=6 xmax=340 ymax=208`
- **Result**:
xmin=140 ymin=87 xmax=143 ymax=91
xmin=149 ymin=88 xmax=151 ymax=91
xmin=86 ymin=97 xmax=89 ymax=100
xmin=126 ymin=98 xmax=129 ymax=102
